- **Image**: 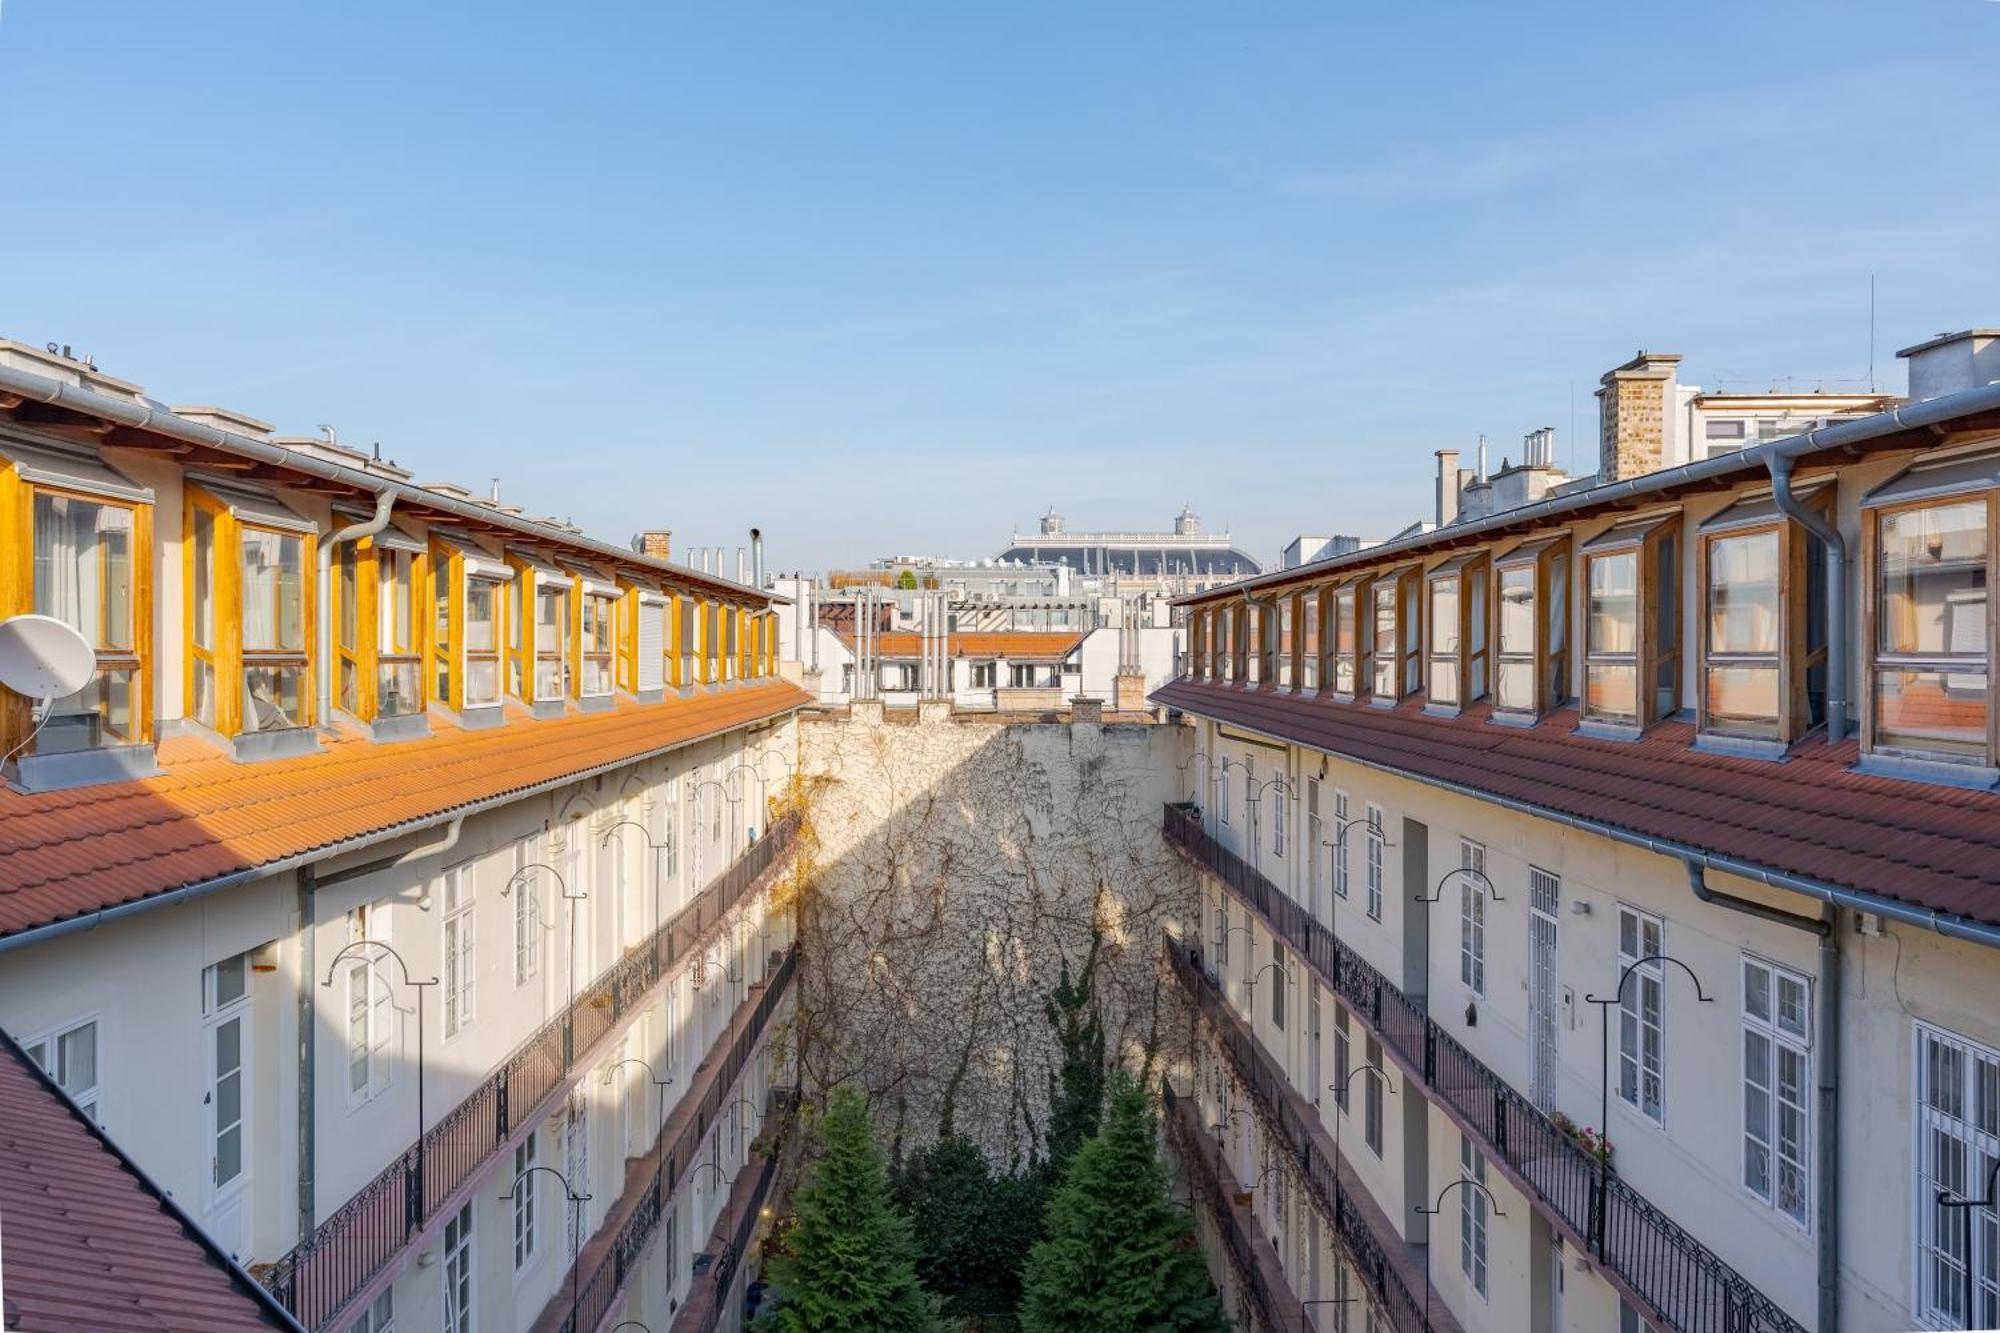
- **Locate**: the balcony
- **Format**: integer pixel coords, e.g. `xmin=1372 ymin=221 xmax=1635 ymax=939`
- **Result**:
xmin=531 ymin=950 xmax=798 ymax=1333
xmin=262 ymin=815 xmax=801 ymax=1329
xmin=669 ymin=1085 xmax=801 ymax=1333
xmin=1166 ymin=940 xmax=1449 ymax=1333
xmin=1161 ymin=1079 xmax=1315 ymax=1333
xmin=1163 ymin=803 xmax=1803 ymax=1333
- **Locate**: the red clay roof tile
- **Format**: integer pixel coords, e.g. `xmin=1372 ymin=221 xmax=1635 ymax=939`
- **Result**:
xmin=0 ymin=682 xmax=808 ymax=942
xmin=1154 ymin=680 xmax=2000 ymax=927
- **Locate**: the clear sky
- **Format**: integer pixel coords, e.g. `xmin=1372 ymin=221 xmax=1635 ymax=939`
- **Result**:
xmin=2 ymin=3 xmax=1995 ymax=573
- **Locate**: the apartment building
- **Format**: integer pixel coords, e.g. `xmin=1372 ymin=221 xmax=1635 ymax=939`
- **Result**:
xmin=1153 ymin=330 xmax=2000 ymax=1333
xmin=0 ymin=337 xmax=808 ymax=1333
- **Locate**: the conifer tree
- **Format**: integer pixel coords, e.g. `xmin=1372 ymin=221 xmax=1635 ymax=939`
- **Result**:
xmin=756 ymin=1088 xmax=944 ymax=1332
xmin=891 ymin=1135 xmax=1047 ymax=1322
xmin=1018 ymin=1075 xmax=1228 ymax=1333
xmin=1042 ymin=928 xmax=1107 ymax=1174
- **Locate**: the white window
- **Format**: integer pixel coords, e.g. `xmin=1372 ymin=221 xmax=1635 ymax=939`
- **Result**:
xmin=1307 ymin=981 xmax=1323 ymax=1104
xmin=1306 ymin=779 xmax=1323 ymax=919
xmin=1460 ymin=1133 xmax=1489 ymax=1297
xmin=1617 ymin=907 xmax=1666 ymax=1125
xmin=660 ymin=775 xmax=680 ymax=888
xmin=1220 ymin=761 xmax=1231 ymax=826
xmin=1334 ymin=790 xmax=1351 ymax=900
xmin=1363 ymin=1034 xmax=1384 ymax=1155
xmin=1364 ymin=804 xmax=1384 ymax=920
xmin=1915 ymin=1022 xmax=2000 ymax=1330
xmin=1214 ymin=903 xmax=1230 ymax=972
xmin=442 ymin=864 xmax=475 ymax=1038
xmin=512 ymin=838 xmax=541 ymax=988
xmin=710 ymin=766 xmax=723 ymax=841
xmin=443 ymin=1202 xmax=474 ymax=1333
xmin=348 ymin=1289 xmax=395 ymax=1333
xmin=1270 ymin=946 xmax=1287 ymax=1031
xmin=1459 ymin=839 xmax=1487 ymax=997
xmin=513 ymin=1133 xmax=539 ymax=1270
xmin=1273 ymin=773 xmax=1286 ymax=859
xmin=203 ymin=953 xmax=251 ymax=1195
xmin=345 ymin=911 xmax=394 ymax=1105
xmin=23 ymin=1017 xmax=99 ymax=1121
xmin=1333 ymin=1002 xmax=1352 ymax=1111
xmin=1742 ymin=957 xmax=1811 ymax=1226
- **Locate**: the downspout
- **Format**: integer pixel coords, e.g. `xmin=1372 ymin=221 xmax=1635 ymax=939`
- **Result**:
xmin=296 ymin=862 xmax=317 ymax=1245
xmin=316 ymin=490 xmax=395 ymax=729
xmin=1686 ymin=858 xmax=1840 ymax=1333
xmin=1764 ymin=445 xmax=1847 ymax=742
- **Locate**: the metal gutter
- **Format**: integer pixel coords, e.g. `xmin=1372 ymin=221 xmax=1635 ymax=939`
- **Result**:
xmin=1174 ymin=380 xmax=2000 ymax=608
xmin=0 ymin=694 xmax=805 ymax=955
xmin=1766 ymin=445 xmax=1849 ymax=741
xmin=0 ymin=361 xmax=789 ymax=607
xmin=1171 ymin=699 xmax=2000 ymax=950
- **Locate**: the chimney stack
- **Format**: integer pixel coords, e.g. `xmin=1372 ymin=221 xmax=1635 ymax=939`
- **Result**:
xmin=636 ymin=529 xmax=673 ymax=560
xmin=1596 ymin=351 xmax=1682 ymax=482
xmin=1435 ymin=449 xmax=1460 ymax=527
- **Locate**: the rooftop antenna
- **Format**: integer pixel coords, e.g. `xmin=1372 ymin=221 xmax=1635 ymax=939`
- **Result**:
xmin=1867 ymin=274 xmax=1877 ymax=393
xmin=318 ymin=424 xmax=337 ymax=446
xmin=0 ymin=614 xmax=98 ymax=768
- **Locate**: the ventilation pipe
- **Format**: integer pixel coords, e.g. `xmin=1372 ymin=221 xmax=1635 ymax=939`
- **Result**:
xmin=317 ymin=490 xmax=394 ymax=728
xmin=750 ymin=528 xmax=765 ymax=588
xmin=1766 ymin=445 xmax=1848 ymax=742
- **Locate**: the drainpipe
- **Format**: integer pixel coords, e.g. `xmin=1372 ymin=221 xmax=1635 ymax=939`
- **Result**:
xmin=1684 ymin=859 xmax=1841 ymax=1333
xmin=296 ymin=862 xmax=317 ymax=1243
xmin=316 ymin=490 xmax=395 ymax=728
xmin=1751 ymin=445 xmax=1845 ymax=741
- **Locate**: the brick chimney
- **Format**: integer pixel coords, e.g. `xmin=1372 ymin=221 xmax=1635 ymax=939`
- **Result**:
xmin=1596 ymin=351 xmax=1682 ymax=482
xmin=636 ymin=529 xmax=673 ymax=560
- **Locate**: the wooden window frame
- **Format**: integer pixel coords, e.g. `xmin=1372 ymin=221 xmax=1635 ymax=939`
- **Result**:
xmin=1424 ymin=552 xmax=1489 ymax=713
xmin=369 ymin=535 xmax=429 ymax=721
xmin=1331 ymin=578 xmax=1367 ymax=699
xmin=0 ymin=467 xmax=154 ymax=758
xmin=1582 ymin=515 xmax=1681 ymax=730
xmin=1697 ymin=498 xmax=1826 ymax=744
xmin=1493 ymin=536 xmax=1571 ymax=719
xmin=1369 ymin=566 xmax=1420 ymax=704
xmin=185 ymin=483 xmax=316 ymax=737
xmin=1862 ymin=485 xmax=1998 ymax=768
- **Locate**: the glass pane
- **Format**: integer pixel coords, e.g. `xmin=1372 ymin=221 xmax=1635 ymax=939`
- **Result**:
xmin=214 ymin=954 xmax=247 ymax=1007
xmin=1431 ymin=577 xmax=1460 ymax=654
xmin=243 ymin=663 xmax=305 ymax=731
xmin=1495 ymin=658 xmax=1534 ymax=712
xmin=194 ymin=657 xmax=217 ymax=727
xmin=40 ymin=665 xmax=139 ymax=753
xmin=1705 ymin=664 xmax=1780 ymax=737
xmin=193 ymin=507 xmax=215 ymax=650
xmin=58 ymin=1024 xmax=96 ymax=1093
xmin=1498 ymin=565 xmax=1535 ymax=654
xmin=1876 ymin=667 xmax=1989 ymax=758
xmin=377 ymin=660 xmax=423 ymax=717
xmin=1588 ymin=552 xmax=1638 ymax=654
xmin=216 ymin=1123 xmax=242 ymax=1184
xmin=1709 ymin=531 xmax=1781 ymax=654
xmin=1587 ymin=662 xmax=1638 ymax=722
xmin=467 ymin=657 xmax=500 ymax=706
xmin=379 ymin=550 xmax=414 ymax=651
xmin=242 ymin=530 xmax=304 ymax=652
xmin=466 ymin=582 xmax=497 ymax=652
xmin=536 ymin=657 xmax=566 ymax=699
xmin=1429 ymin=659 xmax=1459 ymax=705
xmin=32 ymin=493 xmax=136 ymax=652
xmin=1879 ymin=501 xmax=1988 ymax=656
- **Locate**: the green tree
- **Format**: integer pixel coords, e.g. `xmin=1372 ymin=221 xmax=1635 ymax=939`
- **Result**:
xmin=895 ymin=568 xmax=919 ymax=590
xmin=891 ymin=1136 xmax=1048 ymax=1322
xmin=757 ymin=1088 xmax=945 ymax=1332
xmin=1042 ymin=928 xmax=1106 ymax=1174
xmin=1018 ymin=1076 xmax=1228 ymax=1333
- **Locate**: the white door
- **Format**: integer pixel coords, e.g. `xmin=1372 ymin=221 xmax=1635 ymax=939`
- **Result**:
xmin=1529 ymin=868 xmax=1561 ymax=1112
xmin=564 ymin=1096 xmax=590 ymax=1258
xmin=205 ymin=1000 xmax=249 ymax=1256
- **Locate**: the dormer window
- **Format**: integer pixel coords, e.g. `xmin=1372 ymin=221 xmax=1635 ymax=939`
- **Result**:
xmin=187 ymin=479 xmax=315 ymax=738
xmin=1863 ymin=455 xmax=1997 ymax=767
xmin=1277 ymin=599 xmax=1293 ymax=688
xmin=2 ymin=440 xmax=153 ymax=764
xmin=1217 ymin=605 xmax=1234 ymax=683
xmin=1425 ymin=553 xmax=1488 ymax=713
xmin=1300 ymin=591 xmax=1320 ymax=692
xmin=372 ymin=529 xmax=428 ymax=719
xmin=1492 ymin=536 xmax=1570 ymax=720
xmin=1331 ymin=579 xmax=1364 ymax=696
xmin=505 ymin=551 xmax=569 ymax=710
xmin=1696 ymin=492 xmax=1828 ymax=744
xmin=536 ymin=581 xmax=569 ymax=699
xmin=1371 ymin=566 xmax=1420 ymax=703
xmin=564 ymin=562 xmax=618 ymax=701
xmin=429 ymin=536 xmax=508 ymax=715
xmin=1582 ymin=515 xmax=1680 ymax=731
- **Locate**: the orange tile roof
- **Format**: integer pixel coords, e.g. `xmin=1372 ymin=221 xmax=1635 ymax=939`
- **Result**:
xmin=838 ymin=631 xmax=1087 ymax=661
xmin=0 ymin=681 xmax=809 ymax=943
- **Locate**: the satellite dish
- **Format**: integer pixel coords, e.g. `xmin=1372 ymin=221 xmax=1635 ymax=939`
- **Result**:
xmin=0 ymin=615 xmax=97 ymax=701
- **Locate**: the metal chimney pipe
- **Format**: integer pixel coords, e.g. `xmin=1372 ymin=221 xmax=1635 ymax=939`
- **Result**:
xmin=737 ymin=546 xmax=747 ymax=585
xmin=750 ymin=528 xmax=765 ymax=588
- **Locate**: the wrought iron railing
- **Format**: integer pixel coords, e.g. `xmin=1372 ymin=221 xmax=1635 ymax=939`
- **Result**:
xmin=263 ymin=815 xmax=800 ymax=1328
xmin=1161 ymin=1080 xmax=1309 ymax=1333
xmin=676 ymin=1088 xmax=796 ymax=1333
xmin=560 ymin=949 xmax=798 ymax=1333
xmin=1167 ymin=941 xmax=1434 ymax=1333
xmin=1163 ymin=803 xmax=1805 ymax=1333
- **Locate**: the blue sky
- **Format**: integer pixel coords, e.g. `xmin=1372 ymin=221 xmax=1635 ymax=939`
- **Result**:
xmin=1 ymin=3 xmax=1995 ymax=572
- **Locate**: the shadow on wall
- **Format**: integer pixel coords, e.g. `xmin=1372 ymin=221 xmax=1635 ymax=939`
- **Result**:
xmin=793 ymin=715 xmax=1200 ymax=1170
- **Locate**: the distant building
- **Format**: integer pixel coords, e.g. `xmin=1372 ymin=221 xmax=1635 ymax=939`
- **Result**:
xmin=997 ymin=505 xmax=1261 ymax=594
